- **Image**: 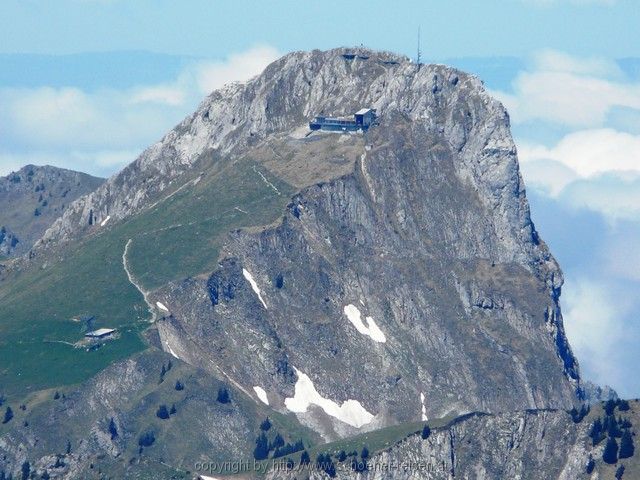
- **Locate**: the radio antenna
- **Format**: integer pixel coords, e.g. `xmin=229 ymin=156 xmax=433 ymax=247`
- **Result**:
xmin=416 ymin=26 xmax=422 ymax=70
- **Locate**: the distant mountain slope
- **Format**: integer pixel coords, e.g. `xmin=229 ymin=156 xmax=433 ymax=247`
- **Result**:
xmin=0 ymin=165 xmax=103 ymax=256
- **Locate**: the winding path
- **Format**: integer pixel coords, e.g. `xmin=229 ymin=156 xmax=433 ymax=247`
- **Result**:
xmin=122 ymin=238 xmax=155 ymax=321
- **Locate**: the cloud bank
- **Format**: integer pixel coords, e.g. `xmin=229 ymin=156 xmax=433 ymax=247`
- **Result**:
xmin=0 ymin=45 xmax=280 ymax=177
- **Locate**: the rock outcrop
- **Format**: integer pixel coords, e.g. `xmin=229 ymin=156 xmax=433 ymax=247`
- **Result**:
xmin=139 ymin=48 xmax=580 ymax=437
xmin=0 ymin=165 xmax=103 ymax=256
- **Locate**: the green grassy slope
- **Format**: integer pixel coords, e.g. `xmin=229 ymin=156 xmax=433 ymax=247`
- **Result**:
xmin=0 ymin=156 xmax=294 ymax=399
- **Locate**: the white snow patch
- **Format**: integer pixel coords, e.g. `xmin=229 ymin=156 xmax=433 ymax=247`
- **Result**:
xmin=253 ymin=386 xmax=269 ymax=405
xmin=420 ymin=392 xmax=428 ymax=421
xmin=343 ymin=304 xmax=386 ymax=343
xmin=100 ymin=215 xmax=111 ymax=227
xmin=165 ymin=341 xmax=179 ymax=360
xmin=284 ymin=367 xmax=374 ymax=428
xmin=242 ymin=268 xmax=268 ymax=309
xmin=156 ymin=301 xmax=169 ymax=312
xmin=199 ymin=476 xmax=221 ymax=480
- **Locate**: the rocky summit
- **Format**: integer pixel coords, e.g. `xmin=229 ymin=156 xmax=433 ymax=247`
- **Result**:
xmin=0 ymin=48 xmax=635 ymax=479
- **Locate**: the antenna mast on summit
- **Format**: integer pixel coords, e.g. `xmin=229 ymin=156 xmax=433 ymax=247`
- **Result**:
xmin=416 ymin=26 xmax=422 ymax=70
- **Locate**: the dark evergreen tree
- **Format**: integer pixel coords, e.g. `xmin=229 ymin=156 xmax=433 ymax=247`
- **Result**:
xmin=159 ymin=365 xmax=166 ymax=383
xmin=66 ymin=440 xmax=71 ymax=454
xmin=260 ymin=417 xmax=272 ymax=431
xmin=300 ymin=450 xmax=311 ymax=465
xmin=273 ymin=439 xmax=304 ymax=458
xmin=618 ymin=399 xmax=630 ymax=411
xmin=170 ymin=404 xmax=177 ymax=415
xmin=41 ymin=471 xmax=50 ymax=480
xmin=604 ymin=399 xmax=617 ymax=416
xmin=156 ymin=405 xmax=170 ymax=420
xmin=253 ymin=433 xmax=269 ymax=460
xmin=570 ymin=404 xmax=590 ymax=423
xmin=53 ymin=391 xmax=60 ymax=400
xmin=361 ymin=446 xmax=370 ymax=460
xmin=603 ymin=436 xmax=619 ymax=464
xmin=2 ymin=406 xmax=13 ymax=424
xmin=337 ymin=450 xmax=347 ymax=462
xmin=217 ymin=387 xmax=230 ymax=404
xmin=615 ymin=464 xmax=625 ymax=480
xmin=620 ymin=429 xmax=635 ymax=459
xmin=138 ymin=431 xmax=155 ymax=447
xmin=20 ymin=461 xmax=29 ymax=480
xmin=607 ymin=416 xmax=623 ymax=438
xmin=270 ymin=433 xmax=285 ymax=451
xmin=619 ymin=417 xmax=632 ymax=429
xmin=108 ymin=417 xmax=118 ymax=439
xmin=316 ymin=453 xmax=336 ymax=478
xmin=585 ymin=454 xmax=595 ymax=474
xmin=285 ymin=458 xmax=294 ymax=470
xmin=175 ymin=380 xmax=184 ymax=391
xmin=421 ymin=424 xmax=431 ymax=439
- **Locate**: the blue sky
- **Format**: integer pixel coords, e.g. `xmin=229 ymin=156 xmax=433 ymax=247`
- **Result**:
xmin=1 ymin=0 xmax=639 ymax=59
xmin=0 ymin=0 xmax=639 ymax=397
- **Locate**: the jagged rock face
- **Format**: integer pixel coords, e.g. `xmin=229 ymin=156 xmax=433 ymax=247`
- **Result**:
xmin=0 ymin=165 xmax=103 ymax=256
xmin=0 ymin=350 xmax=275 ymax=479
xmin=140 ymin=49 xmax=581 ymax=438
xmin=267 ymin=411 xmax=591 ymax=480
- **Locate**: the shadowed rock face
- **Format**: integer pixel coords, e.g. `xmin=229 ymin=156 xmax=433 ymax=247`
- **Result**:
xmin=142 ymin=48 xmax=581 ymax=438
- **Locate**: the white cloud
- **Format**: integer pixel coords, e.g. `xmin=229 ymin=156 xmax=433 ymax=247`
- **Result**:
xmin=493 ymin=51 xmax=640 ymax=128
xmin=130 ymin=85 xmax=186 ymax=106
xmin=562 ymin=278 xmax=626 ymax=390
xmin=561 ymin=174 xmax=640 ymax=221
xmin=605 ymin=233 xmax=640 ymax=282
xmin=519 ymin=128 xmax=640 ymax=178
xmin=194 ymin=45 xmax=280 ymax=95
xmin=0 ymin=45 xmax=280 ymax=177
xmin=532 ymin=50 xmax=622 ymax=78
xmin=519 ymin=128 xmax=640 ymax=220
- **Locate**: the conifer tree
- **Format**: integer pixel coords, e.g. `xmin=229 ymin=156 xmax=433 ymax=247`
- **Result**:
xmin=603 ymin=436 xmax=619 ymax=464
xmin=108 ymin=417 xmax=118 ymax=439
xmin=253 ymin=433 xmax=269 ymax=460
xmin=20 ymin=461 xmax=30 ymax=480
xmin=260 ymin=417 xmax=272 ymax=431
xmin=217 ymin=387 xmax=230 ymax=404
xmin=156 ymin=405 xmax=170 ymax=420
xmin=2 ymin=406 xmax=13 ymax=424
xmin=620 ymin=428 xmax=635 ymax=459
